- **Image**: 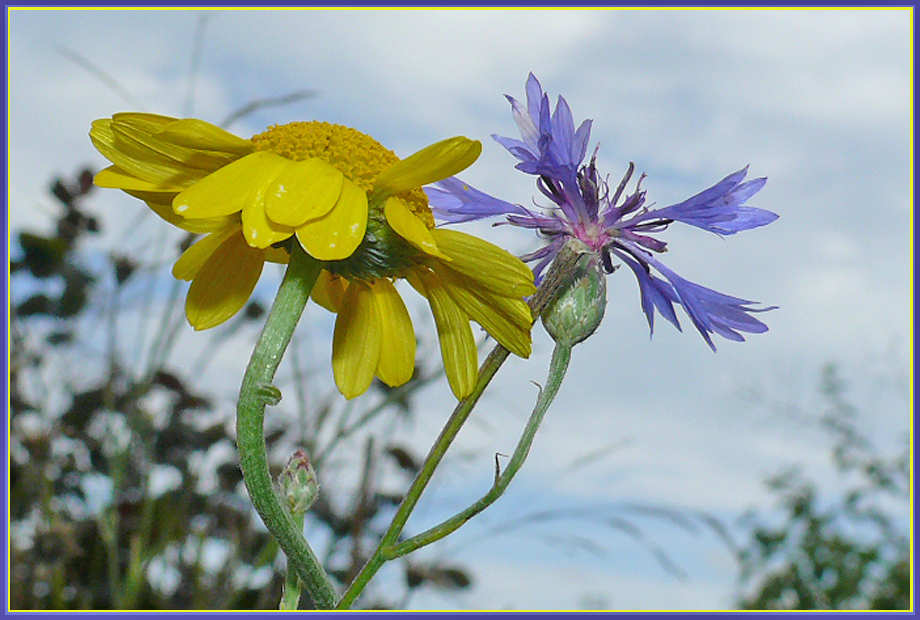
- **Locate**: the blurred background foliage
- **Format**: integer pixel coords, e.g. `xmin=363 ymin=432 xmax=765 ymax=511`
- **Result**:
xmin=734 ymin=364 xmax=910 ymax=610
xmin=7 ymin=166 xmax=909 ymax=611
xmin=8 ymin=166 xmax=473 ymax=609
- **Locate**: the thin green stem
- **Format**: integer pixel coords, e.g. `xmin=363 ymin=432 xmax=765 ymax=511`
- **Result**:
xmin=336 ymin=243 xmax=584 ymax=610
xmin=335 ymin=344 xmax=511 ymax=609
xmin=236 ymin=244 xmax=336 ymax=610
xmin=280 ymin=512 xmax=306 ymax=610
xmin=392 ymin=342 xmax=572 ymax=557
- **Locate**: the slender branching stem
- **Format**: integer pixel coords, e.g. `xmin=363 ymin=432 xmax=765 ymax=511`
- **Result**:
xmin=336 ymin=243 xmax=584 ymax=609
xmin=335 ymin=343 xmax=512 ymax=609
xmin=391 ymin=342 xmax=572 ymax=557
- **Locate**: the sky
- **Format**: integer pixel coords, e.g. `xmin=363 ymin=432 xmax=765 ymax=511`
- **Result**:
xmin=6 ymin=7 xmax=913 ymax=611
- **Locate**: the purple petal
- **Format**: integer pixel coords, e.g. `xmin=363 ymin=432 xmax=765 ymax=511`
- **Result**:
xmin=537 ymin=92 xmax=553 ymax=143
xmin=492 ymin=134 xmax=534 ymax=162
xmin=427 ymin=177 xmax=530 ymax=223
xmin=506 ymin=211 xmax=568 ymax=232
xmin=643 ymin=253 xmax=776 ymax=350
xmin=615 ymin=249 xmax=682 ymax=334
xmin=572 ymin=119 xmax=592 ymax=167
xmin=635 ymin=168 xmax=777 ymax=236
xmin=507 ymin=94 xmax=540 ymax=153
xmin=716 ymin=205 xmax=779 ymax=233
xmin=550 ymin=95 xmax=576 ymax=169
xmin=602 ymin=184 xmax=648 ymax=229
xmin=524 ymin=235 xmax=566 ymax=284
xmin=524 ymin=73 xmax=544 ymax=128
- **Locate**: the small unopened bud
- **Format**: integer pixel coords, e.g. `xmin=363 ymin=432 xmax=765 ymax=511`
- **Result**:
xmin=541 ymin=248 xmax=607 ymax=347
xmin=277 ymin=449 xmax=319 ymax=516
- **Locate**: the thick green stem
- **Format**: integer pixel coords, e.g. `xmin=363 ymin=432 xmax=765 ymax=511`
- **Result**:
xmin=236 ymin=245 xmax=336 ymax=610
xmin=336 ymin=244 xmax=584 ymax=609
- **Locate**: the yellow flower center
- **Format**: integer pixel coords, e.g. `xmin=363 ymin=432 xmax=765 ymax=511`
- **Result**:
xmin=251 ymin=121 xmax=432 ymax=226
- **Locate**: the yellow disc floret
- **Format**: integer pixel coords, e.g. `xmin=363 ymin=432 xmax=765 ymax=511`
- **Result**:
xmin=251 ymin=121 xmax=433 ymax=227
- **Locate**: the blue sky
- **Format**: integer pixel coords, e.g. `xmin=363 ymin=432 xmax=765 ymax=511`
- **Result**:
xmin=7 ymin=7 xmax=912 ymax=610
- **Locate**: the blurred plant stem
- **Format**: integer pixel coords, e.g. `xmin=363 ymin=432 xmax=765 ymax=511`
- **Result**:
xmin=279 ymin=510 xmax=306 ymax=610
xmin=235 ymin=243 xmax=336 ymax=609
xmin=336 ymin=243 xmax=584 ymax=609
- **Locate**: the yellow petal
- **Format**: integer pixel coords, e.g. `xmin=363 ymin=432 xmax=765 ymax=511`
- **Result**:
xmin=263 ymin=246 xmax=291 ymax=265
xmin=264 ymin=158 xmax=344 ymax=227
xmin=332 ymin=281 xmax=381 ymax=399
xmin=185 ymin=231 xmax=264 ymax=330
xmin=431 ymin=228 xmax=535 ymax=298
xmin=371 ymin=279 xmax=416 ymax=388
xmin=433 ymin=264 xmax=533 ymax=359
xmin=311 ymin=270 xmax=347 ymax=313
xmin=90 ymin=114 xmax=175 ymax=161
xmin=132 ymin=190 xmax=173 ymax=207
xmin=295 ymin=178 xmax=367 ymax=261
xmin=172 ymin=226 xmax=239 ymax=281
xmin=89 ymin=118 xmax=117 ymax=156
xmin=242 ymin=196 xmax=294 ymax=249
xmin=384 ymin=198 xmax=450 ymax=260
xmin=111 ymin=114 xmax=241 ymax=166
xmin=416 ymin=269 xmax=477 ymax=399
xmin=109 ymin=116 xmax=239 ymax=185
xmin=111 ymin=112 xmax=177 ymax=130
xmin=373 ymin=137 xmax=481 ymax=200
xmin=91 ymin=119 xmax=208 ymax=189
xmin=157 ymin=118 xmax=254 ymax=156
xmin=94 ymin=165 xmax=181 ymax=192
xmin=173 ymin=151 xmax=287 ymax=218
xmin=130 ymin=194 xmax=238 ymax=234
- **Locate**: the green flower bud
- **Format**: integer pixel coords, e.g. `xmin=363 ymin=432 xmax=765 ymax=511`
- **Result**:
xmin=277 ymin=449 xmax=319 ymax=517
xmin=541 ymin=248 xmax=607 ymax=347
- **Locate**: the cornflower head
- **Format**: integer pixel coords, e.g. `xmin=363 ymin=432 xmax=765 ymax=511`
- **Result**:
xmin=428 ymin=74 xmax=778 ymax=350
xmin=90 ymin=114 xmax=535 ymax=399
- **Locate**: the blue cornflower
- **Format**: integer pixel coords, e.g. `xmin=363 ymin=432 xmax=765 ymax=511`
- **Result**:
xmin=427 ymin=73 xmax=778 ymax=350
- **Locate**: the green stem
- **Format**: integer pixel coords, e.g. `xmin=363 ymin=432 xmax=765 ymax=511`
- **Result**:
xmin=336 ymin=343 xmax=511 ymax=609
xmin=336 ymin=244 xmax=584 ymax=609
xmin=392 ymin=342 xmax=572 ymax=557
xmin=280 ymin=512 xmax=306 ymax=610
xmin=236 ymin=244 xmax=336 ymax=610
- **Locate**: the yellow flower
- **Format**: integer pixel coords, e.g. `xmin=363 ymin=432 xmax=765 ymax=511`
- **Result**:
xmin=90 ymin=113 xmax=535 ymax=399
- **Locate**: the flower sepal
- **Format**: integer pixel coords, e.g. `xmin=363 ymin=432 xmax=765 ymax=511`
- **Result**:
xmin=541 ymin=240 xmax=607 ymax=347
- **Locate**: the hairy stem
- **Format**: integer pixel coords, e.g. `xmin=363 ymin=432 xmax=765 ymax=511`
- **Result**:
xmin=236 ymin=245 xmax=336 ymax=609
xmin=279 ymin=511 xmax=306 ymax=610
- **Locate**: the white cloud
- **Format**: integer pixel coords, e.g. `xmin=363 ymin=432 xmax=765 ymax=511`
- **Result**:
xmin=7 ymin=7 xmax=911 ymax=611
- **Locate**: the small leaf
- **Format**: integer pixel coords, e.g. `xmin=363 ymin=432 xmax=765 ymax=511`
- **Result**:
xmin=255 ymin=383 xmax=282 ymax=406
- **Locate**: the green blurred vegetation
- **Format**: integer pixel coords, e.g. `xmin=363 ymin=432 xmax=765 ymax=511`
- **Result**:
xmin=8 ymin=168 xmax=471 ymax=610
xmin=734 ymin=365 xmax=910 ymax=610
